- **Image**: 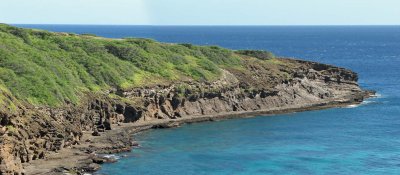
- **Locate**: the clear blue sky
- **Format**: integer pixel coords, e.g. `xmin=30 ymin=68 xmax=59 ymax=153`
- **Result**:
xmin=1 ymin=0 xmax=399 ymax=25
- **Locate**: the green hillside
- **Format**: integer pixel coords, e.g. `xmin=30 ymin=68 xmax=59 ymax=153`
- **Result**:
xmin=0 ymin=24 xmax=276 ymax=107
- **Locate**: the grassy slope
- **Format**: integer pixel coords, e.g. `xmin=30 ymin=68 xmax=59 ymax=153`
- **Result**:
xmin=0 ymin=24 xmax=277 ymax=108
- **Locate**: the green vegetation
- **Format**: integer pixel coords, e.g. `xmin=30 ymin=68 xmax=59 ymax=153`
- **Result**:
xmin=5 ymin=125 xmax=16 ymax=132
xmin=0 ymin=82 xmax=18 ymax=113
xmin=0 ymin=24 xmax=282 ymax=108
xmin=235 ymin=50 xmax=275 ymax=60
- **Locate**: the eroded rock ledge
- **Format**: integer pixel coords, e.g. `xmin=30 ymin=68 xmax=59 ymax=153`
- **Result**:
xmin=0 ymin=58 xmax=374 ymax=174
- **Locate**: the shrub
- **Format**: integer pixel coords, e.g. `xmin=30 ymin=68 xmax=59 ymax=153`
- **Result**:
xmin=235 ymin=50 xmax=275 ymax=60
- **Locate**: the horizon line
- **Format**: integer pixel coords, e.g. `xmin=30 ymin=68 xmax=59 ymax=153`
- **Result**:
xmin=11 ymin=23 xmax=400 ymax=27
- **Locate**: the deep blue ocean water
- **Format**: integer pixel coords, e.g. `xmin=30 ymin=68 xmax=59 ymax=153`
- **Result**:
xmin=16 ymin=25 xmax=400 ymax=174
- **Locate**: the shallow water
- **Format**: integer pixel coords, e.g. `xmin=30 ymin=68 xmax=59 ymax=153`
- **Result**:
xmin=17 ymin=25 xmax=400 ymax=174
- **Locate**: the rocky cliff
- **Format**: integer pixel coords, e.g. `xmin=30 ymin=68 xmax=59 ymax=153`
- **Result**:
xmin=0 ymin=24 xmax=374 ymax=174
xmin=0 ymin=58 xmax=373 ymax=174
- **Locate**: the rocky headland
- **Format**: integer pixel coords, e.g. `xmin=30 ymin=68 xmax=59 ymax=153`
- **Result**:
xmin=0 ymin=24 xmax=374 ymax=174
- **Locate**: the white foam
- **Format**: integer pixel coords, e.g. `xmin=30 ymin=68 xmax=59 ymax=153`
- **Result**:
xmin=103 ymin=154 xmax=120 ymax=160
xmin=371 ymin=93 xmax=382 ymax=98
xmin=345 ymin=104 xmax=360 ymax=108
xmin=363 ymin=100 xmax=374 ymax=104
xmin=345 ymin=99 xmax=377 ymax=108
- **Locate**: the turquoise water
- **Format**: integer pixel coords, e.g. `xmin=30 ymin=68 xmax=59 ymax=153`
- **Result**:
xmin=17 ymin=25 xmax=400 ymax=174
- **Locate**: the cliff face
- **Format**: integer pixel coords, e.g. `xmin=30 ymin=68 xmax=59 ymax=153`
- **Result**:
xmin=0 ymin=24 xmax=374 ymax=174
xmin=0 ymin=58 xmax=372 ymax=174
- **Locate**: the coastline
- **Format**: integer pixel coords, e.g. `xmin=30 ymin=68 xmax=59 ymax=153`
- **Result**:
xmin=23 ymin=90 xmax=375 ymax=175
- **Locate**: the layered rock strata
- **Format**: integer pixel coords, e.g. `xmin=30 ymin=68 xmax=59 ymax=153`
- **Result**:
xmin=0 ymin=59 xmax=374 ymax=174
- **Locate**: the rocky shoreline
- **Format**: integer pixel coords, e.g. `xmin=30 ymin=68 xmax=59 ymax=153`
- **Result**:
xmin=1 ymin=57 xmax=375 ymax=175
xmin=23 ymin=89 xmax=375 ymax=175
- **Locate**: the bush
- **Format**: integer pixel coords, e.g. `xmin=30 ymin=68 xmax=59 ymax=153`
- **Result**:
xmin=10 ymin=28 xmax=31 ymax=44
xmin=235 ymin=50 xmax=275 ymax=60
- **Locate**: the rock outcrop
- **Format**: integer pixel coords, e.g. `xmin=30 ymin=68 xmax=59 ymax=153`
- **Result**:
xmin=0 ymin=58 xmax=374 ymax=174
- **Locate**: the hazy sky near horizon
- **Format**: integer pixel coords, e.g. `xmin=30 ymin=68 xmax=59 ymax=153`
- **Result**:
xmin=1 ymin=0 xmax=400 ymax=25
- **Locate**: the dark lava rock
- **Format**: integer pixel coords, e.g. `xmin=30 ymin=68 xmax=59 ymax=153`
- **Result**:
xmin=81 ymin=163 xmax=101 ymax=172
xmin=152 ymin=122 xmax=180 ymax=129
xmin=92 ymin=129 xmax=101 ymax=136
xmin=92 ymin=155 xmax=117 ymax=164
xmin=131 ymin=141 xmax=140 ymax=147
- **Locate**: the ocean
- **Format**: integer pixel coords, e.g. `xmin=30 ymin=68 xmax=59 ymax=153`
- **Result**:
xmin=16 ymin=25 xmax=400 ymax=174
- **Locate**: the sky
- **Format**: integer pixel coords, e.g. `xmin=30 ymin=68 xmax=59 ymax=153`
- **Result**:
xmin=1 ymin=0 xmax=400 ymax=25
